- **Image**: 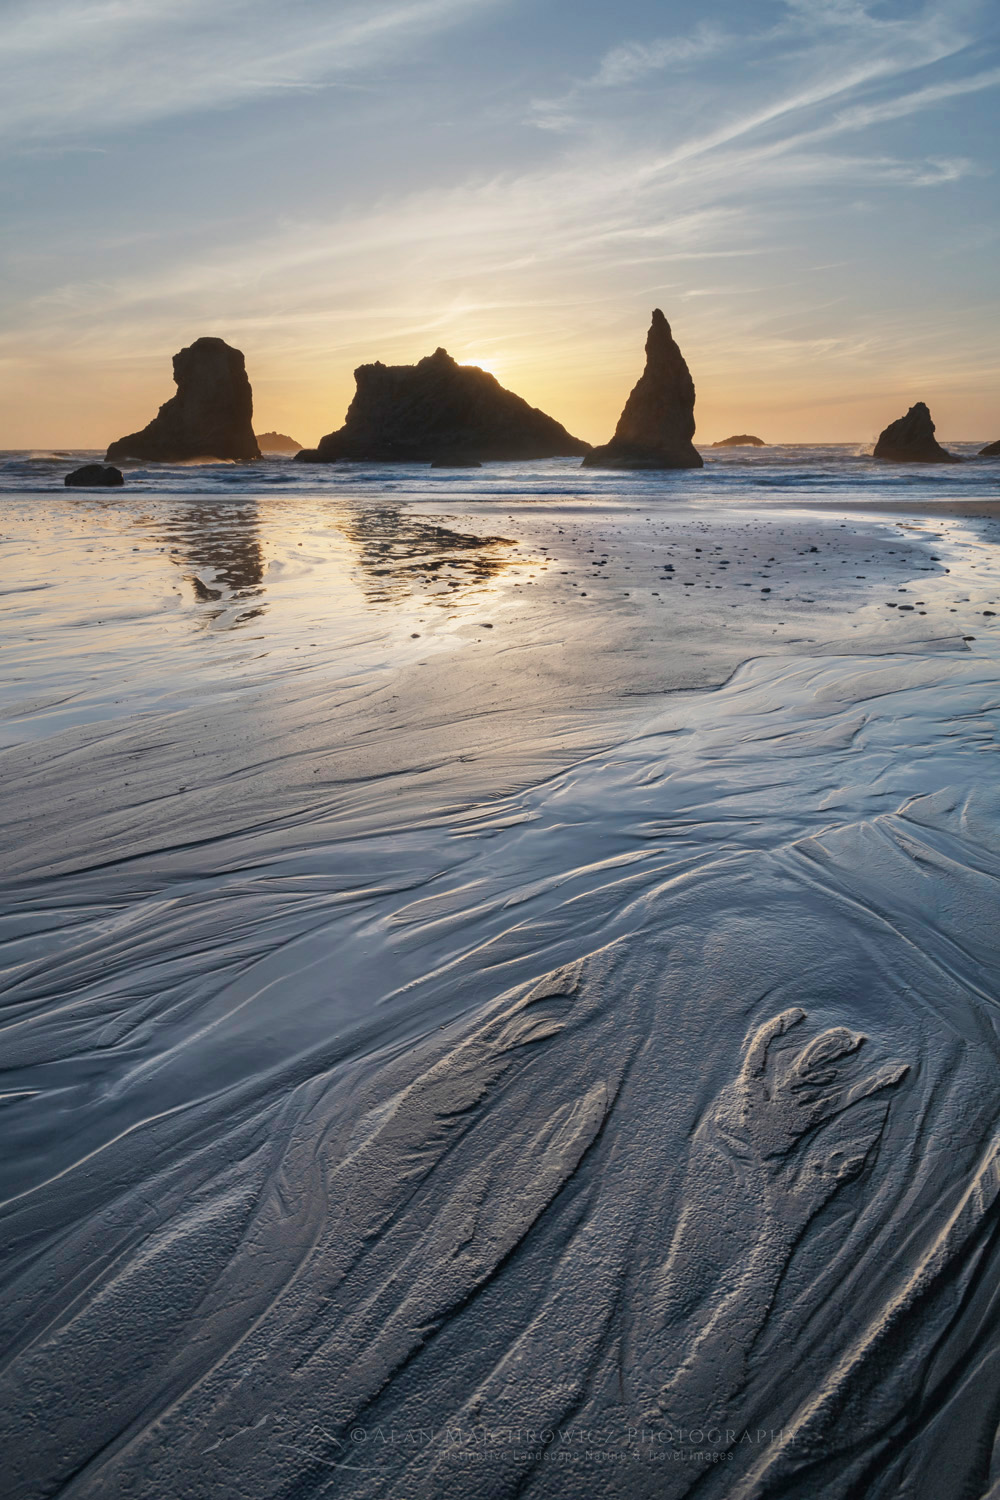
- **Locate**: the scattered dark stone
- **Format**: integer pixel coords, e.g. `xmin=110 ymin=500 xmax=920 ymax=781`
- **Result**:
xmin=107 ymin=337 xmax=260 ymax=462
xmin=873 ymin=402 xmax=960 ymax=464
xmin=582 ymin=310 xmax=703 ymax=470
xmin=712 ymin=434 xmax=765 ymax=447
xmin=64 ymin=463 xmax=123 ymax=488
xmin=297 ymin=348 xmax=588 ymax=464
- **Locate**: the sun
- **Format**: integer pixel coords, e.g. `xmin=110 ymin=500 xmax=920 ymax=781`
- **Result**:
xmin=459 ymin=353 xmax=502 ymax=378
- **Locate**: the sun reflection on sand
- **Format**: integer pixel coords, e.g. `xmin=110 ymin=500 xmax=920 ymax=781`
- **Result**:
xmin=334 ymin=504 xmax=517 ymax=605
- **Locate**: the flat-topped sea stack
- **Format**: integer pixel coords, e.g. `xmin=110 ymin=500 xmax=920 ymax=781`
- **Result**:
xmin=873 ymin=402 xmax=960 ymax=464
xmin=583 ymin=310 xmax=703 ymax=470
xmin=713 ymin=433 xmax=765 ymax=447
xmin=107 ymin=338 xmax=260 ymax=463
xmin=979 ymin=439 xmax=1000 ymax=457
xmin=256 ymin=431 xmax=302 ymax=454
xmin=296 ymin=348 xmax=589 ymax=464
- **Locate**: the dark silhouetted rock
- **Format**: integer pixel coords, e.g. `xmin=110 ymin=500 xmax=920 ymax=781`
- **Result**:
xmin=106 ymin=338 xmax=260 ymax=463
xmin=65 ymin=464 xmax=124 ymax=487
xmin=873 ymin=402 xmax=960 ymax=463
xmin=295 ymin=348 xmax=589 ymax=464
xmin=256 ymin=431 xmax=302 ymax=454
xmin=979 ymin=439 xmax=1000 ymax=457
xmin=582 ymin=310 xmax=703 ymax=470
xmin=712 ymin=434 xmax=765 ymax=447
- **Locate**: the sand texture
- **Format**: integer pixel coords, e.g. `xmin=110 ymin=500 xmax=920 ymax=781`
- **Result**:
xmin=1 ymin=446 xmax=999 ymax=1497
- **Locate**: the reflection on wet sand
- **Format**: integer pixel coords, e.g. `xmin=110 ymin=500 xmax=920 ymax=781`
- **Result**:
xmin=156 ymin=500 xmax=519 ymax=626
xmin=160 ymin=501 xmax=266 ymax=622
xmin=337 ymin=504 xmax=516 ymax=605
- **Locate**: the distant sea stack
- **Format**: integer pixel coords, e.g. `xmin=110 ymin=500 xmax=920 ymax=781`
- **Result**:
xmin=295 ymin=348 xmax=589 ymax=464
xmin=979 ymin=439 xmax=1000 ymax=457
xmin=106 ymin=338 xmax=260 ymax=463
xmin=65 ymin=463 xmax=124 ymax=488
xmin=256 ymin=431 xmax=302 ymax=454
xmin=873 ymin=402 xmax=960 ymax=464
xmin=713 ymin=434 xmax=765 ymax=448
xmin=582 ymin=310 xmax=703 ymax=470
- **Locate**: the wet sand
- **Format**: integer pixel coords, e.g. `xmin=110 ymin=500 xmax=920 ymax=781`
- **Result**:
xmin=1 ymin=480 xmax=999 ymax=1500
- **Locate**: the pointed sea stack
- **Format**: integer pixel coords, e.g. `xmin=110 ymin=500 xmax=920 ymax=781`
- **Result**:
xmin=296 ymin=348 xmax=589 ymax=464
xmin=873 ymin=402 xmax=960 ymax=464
xmin=106 ymin=338 xmax=260 ymax=462
xmin=979 ymin=439 xmax=1000 ymax=457
xmin=582 ymin=310 xmax=703 ymax=470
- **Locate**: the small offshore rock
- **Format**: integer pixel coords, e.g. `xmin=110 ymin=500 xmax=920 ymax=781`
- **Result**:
xmin=978 ymin=439 xmax=1000 ymax=457
xmin=65 ymin=464 xmax=124 ymax=487
xmin=256 ymin=431 xmax=302 ymax=454
xmin=712 ymin=434 xmax=765 ymax=447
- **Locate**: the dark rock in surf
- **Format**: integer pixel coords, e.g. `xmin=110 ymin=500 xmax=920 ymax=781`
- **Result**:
xmin=873 ymin=402 xmax=960 ymax=464
xmin=295 ymin=348 xmax=589 ymax=464
xmin=256 ymin=431 xmax=302 ymax=454
xmin=106 ymin=338 xmax=260 ymax=463
xmin=979 ymin=439 xmax=1000 ymax=457
xmin=713 ymin=434 xmax=765 ymax=447
xmin=65 ymin=463 xmax=124 ymax=487
xmin=582 ymin=309 xmax=703 ymax=470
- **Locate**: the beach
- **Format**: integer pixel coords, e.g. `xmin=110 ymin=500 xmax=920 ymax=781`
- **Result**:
xmin=2 ymin=446 xmax=999 ymax=1499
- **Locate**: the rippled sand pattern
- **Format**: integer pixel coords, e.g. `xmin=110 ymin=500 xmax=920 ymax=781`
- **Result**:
xmin=1 ymin=448 xmax=999 ymax=1498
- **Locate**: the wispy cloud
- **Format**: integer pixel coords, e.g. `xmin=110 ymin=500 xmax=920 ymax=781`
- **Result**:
xmin=2 ymin=0 xmax=998 ymax=444
xmin=831 ymin=64 xmax=1000 ymax=131
xmin=532 ymin=0 xmax=979 ymax=137
xmin=591 ymin=23 xmax=731 ymax=88
xmin=0 ymin=0 xmax=503 ymax=139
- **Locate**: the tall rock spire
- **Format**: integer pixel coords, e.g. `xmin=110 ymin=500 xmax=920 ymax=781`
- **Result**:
xmin=106 ymin=338 xmax=260 ymax=462
xmin=583 ymin=310 xmax=703 ymax=469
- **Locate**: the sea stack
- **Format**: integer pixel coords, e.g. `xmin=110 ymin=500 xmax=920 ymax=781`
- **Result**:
xmin=873 ymin=402 xmax=960 ymax=464
xmin=979 ymin=439 xmax=1000 ymax=457
xmin=296 ymin=348 xmax=589 ymax=464
xmin=713 ymin=434 xmax=765 ymax=448
xmin=582 ymin=310 xmax=703 ymax=470
xmin=256 ymin=431 xmax=302 ymax=454
xmin=106 ymin=338 xmax=260 ymax=463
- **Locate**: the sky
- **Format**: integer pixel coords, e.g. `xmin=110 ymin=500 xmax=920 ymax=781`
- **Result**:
xmin=1 ymin=0 xmax=998 ymax=447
